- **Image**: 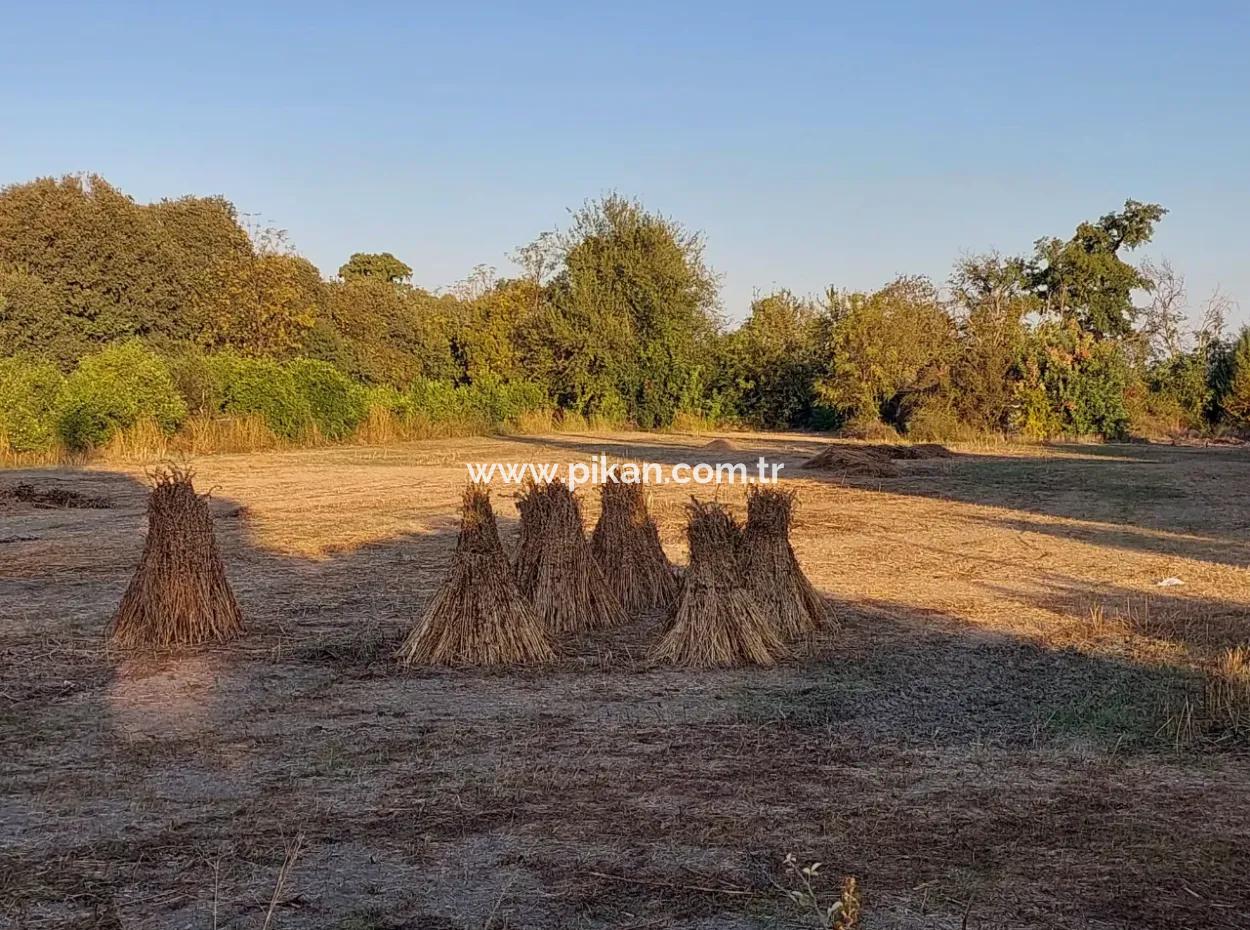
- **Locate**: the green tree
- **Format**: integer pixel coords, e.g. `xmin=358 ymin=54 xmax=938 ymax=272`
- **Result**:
xmin=817 ymin=276 xmax=956 ymax=430
xmin=1027 ymin=199 xmax=1167 ymax=338
xmin=721 ymin=290 xmax=825 ymax=428
xmin=1220 ymin=328 xmax=1250 ymax=427
xmin=948 ymin=254 xmax=1034 ymax=430
xmin=338 ymin=252 xmax=413 ymax=285
xmin=538 ymin=195 xmax=719 ymax=426
xmin=0 ymin=175 xmax=179 ymax=345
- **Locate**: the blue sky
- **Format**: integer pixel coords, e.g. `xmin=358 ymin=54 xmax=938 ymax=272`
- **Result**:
xmin=3 ymin=1 xmax=1247 ymax=326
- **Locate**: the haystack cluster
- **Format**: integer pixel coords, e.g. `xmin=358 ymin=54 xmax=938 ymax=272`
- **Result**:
xmin=109 ymin=462 xmax=829 ymax=672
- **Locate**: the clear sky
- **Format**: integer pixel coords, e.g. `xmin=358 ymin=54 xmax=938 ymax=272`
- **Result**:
xmin=3 ymin=1 xmax=1247 ymax=326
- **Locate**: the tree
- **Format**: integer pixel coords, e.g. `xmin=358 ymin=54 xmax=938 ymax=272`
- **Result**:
xmin=205 ymin=251 xmax=324 ymax=357
xmin=1220 ymin=328 xmax=1250 ymax=427
xmin=721 ymin=290 xmax=825 ymax=428
xmin=1027 ymin=199 xmax=1167 ymax=338
xmin=338 ymin=252 xmax=413 ymax=285
xmin=539 ymin=195 xmax=720 ymax=426
xmin=817 ymin=276 xmax=956 ymax=429
xmin=948 ymin=254 xmax=1034 ymax=430
xmin=0 ymin=175 xmax=180 ymax=344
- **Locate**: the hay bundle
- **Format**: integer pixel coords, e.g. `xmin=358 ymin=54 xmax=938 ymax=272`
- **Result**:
xmin=516 ymin=481 xmax=628 ymax=634
xmin=510 ymin=478 xmax=549 ymax=596
xmin=590 ymin=478 xmax=679 ymax=611
xmin=111 ymin=467 xmax=244 ymax=648
xmin=398 ymin=484 xmax=553 ymax=667
xmin=650 ymin=500 xmax=785 ymax=667
xmin=800 ymin=444 xmax=899 ymax=478
xmin=739 ymin=487 xmax=827 ymax=638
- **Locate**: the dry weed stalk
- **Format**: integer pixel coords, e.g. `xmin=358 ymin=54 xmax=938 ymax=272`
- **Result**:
xmin=740 ymin=486 xmax=828 ymax=638
xmin=650 ymin=499 xmax=785 ymax=667
xmin=110 ymin=466 xmax=244 ymax=648
xmin=515 ymin=481 xmax=628 ymax=633
xmin=397 ymin=484 xmax=554 ymax=666
xmin=590 ymin=477 xmax=679 ymax=611
xmin=1204 ymin=645 xmax=1250 ymax=742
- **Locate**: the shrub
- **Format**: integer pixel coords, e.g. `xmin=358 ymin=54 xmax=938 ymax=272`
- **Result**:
xmin=905 ymin=402 xmax=971 ymax=442
xmin=837 ymin=415 xmax=901 ymax=442
xmin=0 ymin=356 xmax=65 ymax=453
xmin=287 ymin=358 xmax=368 ymax=439
xmin=205 ymin=353 xmax=313 ymax=441
xmin=1012 ymin=323 xmax=1130 ymax=439
xmin=56 ymin=342 xmax=187 ymax=450
xmin=408 ymin=379 xmax=468 ymax=424
xmin=167 ymin=350 xmax=225 ymax=416
xmin=462 ymin=378 xmax=548 ymax=425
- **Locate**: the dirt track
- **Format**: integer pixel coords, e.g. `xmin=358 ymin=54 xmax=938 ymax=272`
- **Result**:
xmin=2 ymin=432 xmax=1248 ymax=929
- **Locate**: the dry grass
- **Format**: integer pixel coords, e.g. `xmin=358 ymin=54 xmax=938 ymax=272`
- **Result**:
xmin=590 ymin=478 xmax=679 ymax=611
xmin=650 ymin=499 xmax=787 ymax=667
xmin=397 ymin=484 xmax=555 ymax=667
xmin=513 ymin=481 xmax=629 ymax=634
xmin=3 ymin=431 xmax=1250 ymax=929
xmin=1203 ymin=646 xmax=1250 ymax=742
xmin=740 ymin=486 xmax=827 ymax=638
xmin=110 ymin=466 xmax=245 ymax=648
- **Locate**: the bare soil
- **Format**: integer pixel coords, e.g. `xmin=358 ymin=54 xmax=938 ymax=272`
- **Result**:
xmin=2 ymin=432 xmax=1248 ymax=929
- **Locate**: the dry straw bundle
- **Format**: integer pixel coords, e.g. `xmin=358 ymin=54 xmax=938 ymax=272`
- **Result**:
xmin=397 ymin=484 xmax=554 ymax=667
xmin=511 ymin=478 xmax=548 ymax=596
xmin=590 ymin=478 xmax=679 ymax=611
xmin=740 ymin=486 xmax=827 ymax=638
xmin=111 ymin=466 xmax=244 ymax=648
xmin=650 ymin=500 xmax=785 ymax=667
xmin=515 ymin=481 xmax=628 ymax=634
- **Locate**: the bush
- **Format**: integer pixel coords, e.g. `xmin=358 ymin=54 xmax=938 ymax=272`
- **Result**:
xmin=288 ymin=358 xmax=368 ymax=439
xmin=56 ymin=342 xmax=187 ymax=450
xmin=1012 ymin=323 xmax=1130 ymax=439
xmin=0 ymin=356 xmax=65 ymax=453
xmin=205 ymin=354 xmax=313 ymax=441
xmin=167 ymin=350 xmax=225 ymax=416
xmin=408 ymin=379 xmax=468 ymax=424
xmin=462 ymin=378 xmax=548 ymax=425
xmin=906 ymin=402 xmax=972 ymax=442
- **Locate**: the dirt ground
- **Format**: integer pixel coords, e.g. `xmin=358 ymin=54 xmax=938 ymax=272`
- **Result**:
xmin=1 ymin=432 xmax=1248 ymax=929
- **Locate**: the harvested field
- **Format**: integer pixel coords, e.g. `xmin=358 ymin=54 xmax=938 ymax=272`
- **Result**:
xmin=2 ymin=432 xmax=1249 ymax=928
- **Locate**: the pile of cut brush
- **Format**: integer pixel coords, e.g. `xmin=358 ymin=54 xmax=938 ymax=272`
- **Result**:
xmin=801 ymin=441 xmax=953 ymax=476
xmin=650 ymin=499 xmax=785 ymax=667
xmin=1 ymin=482 xmax=111 ymax=509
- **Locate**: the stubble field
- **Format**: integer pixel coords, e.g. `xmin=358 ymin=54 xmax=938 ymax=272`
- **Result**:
xmin=2 ymin=431 xmax=1248 ymax=929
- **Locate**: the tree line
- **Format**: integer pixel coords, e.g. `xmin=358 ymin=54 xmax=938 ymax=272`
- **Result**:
xmin=1 ymin=173 xmax=1248 ymax=455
